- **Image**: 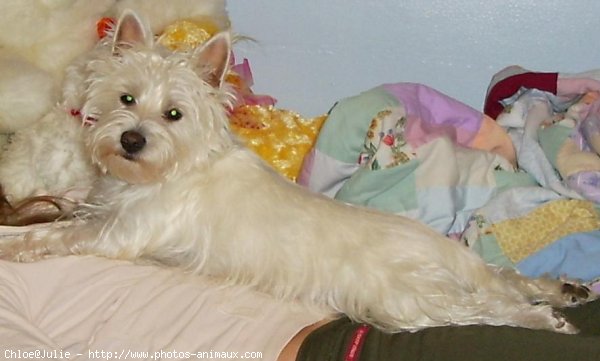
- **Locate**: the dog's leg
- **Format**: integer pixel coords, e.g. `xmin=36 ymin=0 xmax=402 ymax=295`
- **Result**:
xmin=348 ymin=271 xmax=580 ymax=334
xmin=435 ymin=266 xmax=584 ymax=334
xmin=0 ymin=222 xmax=99 ymax=262
xmin=497 ymin=302 xmax=578 ymax=334
xmin=329 ymin=243 xmax=585 ymax=334
xmin=498 ymin=268 xmax=597 ymax=307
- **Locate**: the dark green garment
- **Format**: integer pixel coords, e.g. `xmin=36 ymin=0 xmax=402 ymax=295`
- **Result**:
xmin=298 ymin=300 xmax=600 ymax=361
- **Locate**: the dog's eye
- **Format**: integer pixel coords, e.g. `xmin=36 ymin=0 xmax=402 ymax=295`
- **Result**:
xmin=120 ymin=94 xmax=136 ymax=106
xmin=164 ymin=108 xmax=183 ymax=121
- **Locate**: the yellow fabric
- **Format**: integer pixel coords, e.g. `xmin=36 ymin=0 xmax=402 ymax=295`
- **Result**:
xmin=230 ymin=105 xmax=326 ymax=182
xmin=158 ymin=18 xmax=221 ymax=51
xmin=492 ymin=199 xmax=600 ymax=263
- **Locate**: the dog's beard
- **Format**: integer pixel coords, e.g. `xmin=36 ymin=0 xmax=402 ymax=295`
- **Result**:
xmin=92 ymin=150 xmax=164 ymax=184
xmin=87 ymin=114 xmax=178 ymax=184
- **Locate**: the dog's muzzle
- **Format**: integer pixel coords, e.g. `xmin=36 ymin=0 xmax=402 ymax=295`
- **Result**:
xmin=120 ymin=130 xmax=146 ymax=155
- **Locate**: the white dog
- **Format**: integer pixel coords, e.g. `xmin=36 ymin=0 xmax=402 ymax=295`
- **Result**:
xmin=0 ymin=11 xmax=594 ymax=334
xmin=0 ymin=0 xmax=229 ymax=203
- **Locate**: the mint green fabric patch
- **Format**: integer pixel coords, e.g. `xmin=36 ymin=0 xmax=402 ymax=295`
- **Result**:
xmin=473 ymin=233 xmax=515 ymax=269
xmin=315 ymin=86 xmax=401 ymax=164
xmin=538 ymin=124 xmax=573 ymax=170
xmin=494 ymin=169 xmax=538 ymax=194
xmin=336 ymin=160 xmax=419 ymax=214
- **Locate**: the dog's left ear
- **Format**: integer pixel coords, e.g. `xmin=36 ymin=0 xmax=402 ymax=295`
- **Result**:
xmin=112 ymin=10 xmax=153 ymax=55
xmin=192 ymin=32 xmax=231 ymax=88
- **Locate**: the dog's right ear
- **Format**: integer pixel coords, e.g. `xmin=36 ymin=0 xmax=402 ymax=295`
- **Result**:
xmin=191 ymin=32 xmax=232 ymax=89
xmin=112 ymin=10 xmax=153 ymax=55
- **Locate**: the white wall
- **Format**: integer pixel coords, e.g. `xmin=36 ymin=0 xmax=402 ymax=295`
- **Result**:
xmin=228 ymin=0 xmax=600 ymax=117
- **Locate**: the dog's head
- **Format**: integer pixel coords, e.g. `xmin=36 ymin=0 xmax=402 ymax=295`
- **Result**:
xmin=82 ymin=10 xmax=233 ymax=185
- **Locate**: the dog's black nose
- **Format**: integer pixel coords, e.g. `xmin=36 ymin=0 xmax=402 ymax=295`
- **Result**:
xmin=120 ymin=130 xmax=146 ymax=154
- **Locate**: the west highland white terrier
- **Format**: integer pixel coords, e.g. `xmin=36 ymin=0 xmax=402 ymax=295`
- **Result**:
xmin=0 ymin=11 xmax=594 ymax=334
xmin=0 ymin=0 xmax=229 ymax=203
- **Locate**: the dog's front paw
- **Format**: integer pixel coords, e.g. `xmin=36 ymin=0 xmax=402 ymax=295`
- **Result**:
xmin=3 ymin=248 xmax=49 ymax=263
xmin=0 ymin=235 xmax=24 ymax=261
xmin=0 ymin=241 xmax=43 ymax=263
xmin=0 ymin=230 xmax=51 ymax=263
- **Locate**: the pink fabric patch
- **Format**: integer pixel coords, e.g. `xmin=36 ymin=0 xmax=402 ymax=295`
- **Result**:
xmin=557 ymin=77 xmax=600 ymax=97
xmin=383 ymin=83 xmax=482 ymax=148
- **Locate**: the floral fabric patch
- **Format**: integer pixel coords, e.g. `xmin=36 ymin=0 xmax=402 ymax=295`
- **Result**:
xmin=359 ymin=107 xmax=416 ymax=170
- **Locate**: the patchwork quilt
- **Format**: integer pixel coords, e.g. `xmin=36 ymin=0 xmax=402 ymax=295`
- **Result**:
xmin=299 ymin=71 xmax=600 ymax=288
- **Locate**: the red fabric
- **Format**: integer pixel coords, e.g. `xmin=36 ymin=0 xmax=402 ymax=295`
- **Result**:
xmin=484 ymin=72 xmax=558 ymax=119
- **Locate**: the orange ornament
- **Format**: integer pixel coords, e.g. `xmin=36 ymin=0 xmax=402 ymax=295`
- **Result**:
xmin=97 ymin=17 xmax=115 ymax=39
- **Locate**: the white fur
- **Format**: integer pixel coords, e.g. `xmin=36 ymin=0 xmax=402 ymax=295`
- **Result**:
xmin=0 ymin=0 xmax=115 ymax=132
xmin=0 ymin=0 xmax=228 ymax=201
xmin=0 ymin=55 xmax=57 ymax=133
xmin=110 ymin=0 xmax=229 ymax=34
xmin=0 ymin=38 xmax=112 ymax=201
xmin=0 ymin=11 xmax=594 ymax=334
xmin=0 ymin=0 xmax=114 ymax=75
